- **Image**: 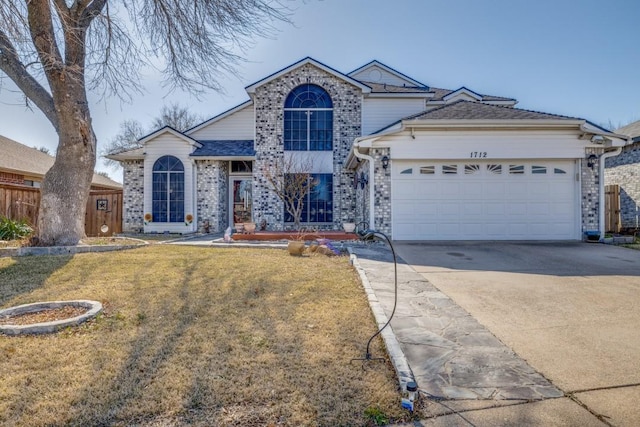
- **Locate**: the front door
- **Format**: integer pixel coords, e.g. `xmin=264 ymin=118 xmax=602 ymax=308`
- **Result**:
xmin=231 ymin=178 xmax=252 ymax=224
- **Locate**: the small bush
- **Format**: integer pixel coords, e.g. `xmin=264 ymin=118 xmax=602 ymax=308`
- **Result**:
xmin=0 ymin=216 xmax=33 ymax=240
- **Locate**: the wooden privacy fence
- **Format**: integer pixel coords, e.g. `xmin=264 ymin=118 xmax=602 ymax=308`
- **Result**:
xmin=0 ymin=183 xmax=122 ymax=237
xmin=604 ymin=184 xmax=621 ymax=234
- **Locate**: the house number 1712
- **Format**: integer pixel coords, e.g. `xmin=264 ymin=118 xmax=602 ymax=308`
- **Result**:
xmin=470 ymin=151 xmax=487 ymax=158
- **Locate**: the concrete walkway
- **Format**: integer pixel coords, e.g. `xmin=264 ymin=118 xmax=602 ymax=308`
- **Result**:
xmin=350 ymin=245 xmax=562 ymax=401
xmin=349 ymin=243 xmax=617 ymax=426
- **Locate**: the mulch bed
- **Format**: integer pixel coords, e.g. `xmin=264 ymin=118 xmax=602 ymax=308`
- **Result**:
xmin=0 ymin=306 xmax=88 ymax=326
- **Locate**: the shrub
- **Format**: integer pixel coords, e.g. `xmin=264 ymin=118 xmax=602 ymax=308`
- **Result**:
xmin=0 ymin=216 xmax=33 ymax=240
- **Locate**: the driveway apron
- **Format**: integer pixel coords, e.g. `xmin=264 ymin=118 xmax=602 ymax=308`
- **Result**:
xmin=350 ymin=244 xmax=562 ymax=401
xmin=391 ymin=241 xmax=640 ymax=426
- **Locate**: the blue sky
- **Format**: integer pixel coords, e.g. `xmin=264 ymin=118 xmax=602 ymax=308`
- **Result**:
xmin=1 ymin=0 xmax=639 ymax=181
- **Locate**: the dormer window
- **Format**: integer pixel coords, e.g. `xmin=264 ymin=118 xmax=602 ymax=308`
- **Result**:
xmin=284 ymin=84 xmax=333 ymax=151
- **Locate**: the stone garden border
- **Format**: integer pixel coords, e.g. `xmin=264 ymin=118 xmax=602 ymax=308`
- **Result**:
xmin=0 ymin=238 xmax=148 ymax=258
xmin=0 ymin=300 xmax=103 ymax=336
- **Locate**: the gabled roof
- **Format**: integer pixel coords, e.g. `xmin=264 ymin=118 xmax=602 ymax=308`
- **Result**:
xmin=186 ymin=100 xmax=253 ymax=135
xmin=616 ymin=120 xmax=640 ymax=141
xmin=357 ymin=82 xmax=431 ymax=94
xmin=348 ymin=60 xmax=426 ymax=87
xmin=191 ymin=140 xmax=255 ymax=158
xmin=245 ymin=57 xmax=371 ymax=94
xmin=406 ymin=100 xmax=578 ymax=121
xmin=442 ymin=86 xmax=483 ymax=102
xmin=137 ymin=126 xmax=202 ymax=148
xmin=0 ymin=134 xmax=121 ymax=189
xmin=429 ymin=87 xmax=516 ymax=103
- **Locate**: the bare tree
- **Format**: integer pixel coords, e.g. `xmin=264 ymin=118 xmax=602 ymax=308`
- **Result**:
xmin=0 ymin=1 xmax=289 ymax=246
xmin=263 ymin=155 xmax=317 ymax=229
xmin=151 ymin=103 xmax=204 ymax=132
xmin=101 ymin=119 xmax=146 ymax=165
xmin=101 ymin=103 xmax=203 ymax=168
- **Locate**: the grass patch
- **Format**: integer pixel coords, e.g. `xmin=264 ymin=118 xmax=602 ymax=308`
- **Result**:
xmin=0 ymin=246 xmax=409 ymax=426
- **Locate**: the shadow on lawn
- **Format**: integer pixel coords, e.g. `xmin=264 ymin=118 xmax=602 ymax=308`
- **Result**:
xmin=0 ymin=255 xmax=73 ymax=307
xmin=71 ymin=267 xmax=204 ymax=425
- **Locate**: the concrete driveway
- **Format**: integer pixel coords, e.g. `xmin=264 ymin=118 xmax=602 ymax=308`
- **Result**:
xmin=394 ymin=241 xmax=640 ymax=426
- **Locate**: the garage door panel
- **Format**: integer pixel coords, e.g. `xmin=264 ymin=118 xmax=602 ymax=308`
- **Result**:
xmin=392 ymin=160 xmax=578 ymax=241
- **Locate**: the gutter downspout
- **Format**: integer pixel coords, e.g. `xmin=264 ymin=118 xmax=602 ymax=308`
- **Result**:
xmin=598 ymin=148 xmax=622 ymax=240
xmin=353 ymin=142 xmax=376 ymax=230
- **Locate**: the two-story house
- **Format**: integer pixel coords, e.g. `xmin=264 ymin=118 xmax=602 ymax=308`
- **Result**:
xmin=107 ymin=57 xmax=627 ymax=240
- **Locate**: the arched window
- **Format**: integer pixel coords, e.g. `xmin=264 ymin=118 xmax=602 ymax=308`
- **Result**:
xmin=284 ymin=84 xmax=333 ymax=151
xmin=152 ymin=156 xmax=184 ymax=223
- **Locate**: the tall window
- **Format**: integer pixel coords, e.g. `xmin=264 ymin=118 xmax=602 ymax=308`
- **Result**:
xmin=284 ymin=84 xmax=333 ymax=151
xmin=152 ymin=156 xmax=184 ymax=222
xmin=284 ymin=173 xmax=333 ymax=224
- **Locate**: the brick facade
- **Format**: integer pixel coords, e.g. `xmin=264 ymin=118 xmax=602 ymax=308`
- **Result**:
xmin=0 ymin=172 xmax=25 ymax=185
xmin=122 ymin=160 xmax=144 ymax=233
xmin=605 ymin=142 xmax=640 ymax=229
xmin=581 ymin=148 xmax=602 ymax=234
xmin=195 ymin=160 xmax=228 ymax=233
xmin=252 ymin=63 xmax=360 ymax=230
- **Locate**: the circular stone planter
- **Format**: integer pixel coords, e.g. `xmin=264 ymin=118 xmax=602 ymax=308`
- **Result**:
xmin=0 ymin=300 xmax=102 ymax=336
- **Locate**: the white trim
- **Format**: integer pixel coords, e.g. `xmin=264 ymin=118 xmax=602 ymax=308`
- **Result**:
xmin=367 ymin=93 xmax=434 ymax=99
xmin=427 ymin=100 xmax=517 ymax=107
xmin=245 ymin=57 xmax=371 ymax=94
xmin=347 ymin=60 xmax=426 ymax=87
xmin=443 ymin=87 xmax=482 ymax=102
xmin=138 ymin=127 xmax=201 ymax=148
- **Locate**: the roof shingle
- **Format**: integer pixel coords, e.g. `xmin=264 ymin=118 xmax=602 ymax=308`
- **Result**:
xmin=406 ymin=100 xmax=579 ymax=121
xmin=191 ymin=140 xmax=255 ymax=157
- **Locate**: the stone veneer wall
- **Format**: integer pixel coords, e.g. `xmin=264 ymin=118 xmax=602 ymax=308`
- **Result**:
xmin=122 ymin=160 xmax=144 ymax=233
xmin=252 ymin=63 xmax=361 ymax=230
xmin=605 ymin=142 xmax=640 ymax=228
xmin=195 ymin=160 xmax=228 ymax=233
xmin=581 ymin=148 xmax=602 ymax=234
xmin=353 ymin=160 xmax=370 ymax=228
xmin=371 ymin=148 xmax=391 ymax=235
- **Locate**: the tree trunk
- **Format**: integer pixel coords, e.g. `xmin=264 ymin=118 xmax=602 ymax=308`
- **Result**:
xmin=37 ymin=85 xmax=96 ymax=247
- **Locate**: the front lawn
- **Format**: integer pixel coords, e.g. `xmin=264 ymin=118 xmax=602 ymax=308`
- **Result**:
xmin=0 ymin=246 xmax=406 ymax=426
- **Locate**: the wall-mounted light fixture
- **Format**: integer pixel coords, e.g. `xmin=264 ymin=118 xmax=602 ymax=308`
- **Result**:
xmin=359 ymin=172 xmax=368 ymax=189
xmin=381 ymin=156 xmax=390 ymax=169
xmin=587 ymin=154 xmax=598 ymax=169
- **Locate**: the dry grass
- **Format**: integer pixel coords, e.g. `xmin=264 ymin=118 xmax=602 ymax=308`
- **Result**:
xmin=0 ymin=246 xmax=409 ymax=426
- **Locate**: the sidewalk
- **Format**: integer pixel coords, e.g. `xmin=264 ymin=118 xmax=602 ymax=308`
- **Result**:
xmin=349 ymin=244 xmax=608 ymax=426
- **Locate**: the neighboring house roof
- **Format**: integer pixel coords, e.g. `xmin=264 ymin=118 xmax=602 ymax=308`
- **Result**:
xmin=0 ymin=134 xmax=121 ymax=189
xmin=616 ymin=120 xmax=640 ymax=142
xmin=191 ymin=140 xmax=255 ymax=158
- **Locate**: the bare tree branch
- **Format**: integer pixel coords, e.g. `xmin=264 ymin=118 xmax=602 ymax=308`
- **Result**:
xmin=0 ymin=28 xmax=57 ymax=129
xmin=263 ymin=155 xmax=317 ymax=229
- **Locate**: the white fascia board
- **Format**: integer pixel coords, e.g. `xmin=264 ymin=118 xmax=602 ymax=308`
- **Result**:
xmin=186 ymin=100 xmax=253 ymax=135
xmin=348 ymin=60 xmax=426 ymax=87
xmin=139 ymin=127 xmax=202 ymax=148
xmin=402 ymin=119 xmax=585 ymax=130
xmin=191 ymin=156 xmax=256 ymax=161
xmin=104 ymin=152 xmax=145 ymax=161
xmin=367 ymin=92 xmax=434 ymax=99
xmin=443 ymin=87 xmax=482 ymax=102
xmin=579 ymin=122 xmax=631 ymax=147
xmin=245 ymin=57 xmax=371 ymax=94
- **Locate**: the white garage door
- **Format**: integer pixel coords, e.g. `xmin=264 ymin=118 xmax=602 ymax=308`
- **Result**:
xmin=392 ymin=160 xmax=579 ymax=240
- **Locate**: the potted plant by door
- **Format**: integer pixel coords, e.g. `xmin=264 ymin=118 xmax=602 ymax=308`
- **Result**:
xmin=342 ymin=222 xmax=356 ymax=233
